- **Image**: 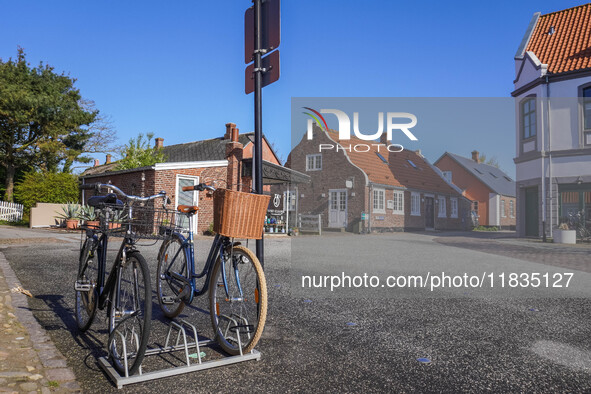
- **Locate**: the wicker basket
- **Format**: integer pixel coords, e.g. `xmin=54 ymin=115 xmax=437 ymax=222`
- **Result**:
xmin=213 ymin=189 xmax=271 ymax=239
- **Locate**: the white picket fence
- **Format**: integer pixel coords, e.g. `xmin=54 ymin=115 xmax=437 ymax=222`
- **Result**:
xmin=0 ymin=201 xmax=24 ymax=222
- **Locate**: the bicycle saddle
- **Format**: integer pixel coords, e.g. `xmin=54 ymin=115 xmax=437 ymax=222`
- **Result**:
xmin=88 ymin=193 xmax=124 ymax=209
xmin=177 ymin=205 xmax=199 ymax=214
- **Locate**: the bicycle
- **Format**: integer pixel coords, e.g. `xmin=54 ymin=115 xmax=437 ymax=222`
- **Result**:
xmin=75 ymin=183 xmax=167 ymax=376
xmin=156 ymin=183 xmax=269 ymax=356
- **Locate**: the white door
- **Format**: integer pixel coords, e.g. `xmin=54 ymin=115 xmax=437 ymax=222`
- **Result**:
xmin=175 ymin=175 xmax=199 ymax=234
xmin=328 ymin=189 xmax=347 ymax=228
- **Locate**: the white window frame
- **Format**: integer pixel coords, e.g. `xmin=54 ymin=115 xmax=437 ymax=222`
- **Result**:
xmin=175 ymin=174 xmax=199 ymax=233
xmin=411 ymin=192 xmax=421 ymax=216
xmin=501 ymin=200 xmax=506 ymax=218
xmin=510 ymin=200 xmax=515 ymax=218
xmin=373 ymin=188 xmax=385 ymax=213
xmin=306 ymin=154 xmax=322 ymax=171
xmin=438 ymin=196 xmax=446 ymax=218
xmin=450 ymin=197 xmax=458 ymax=218
xmin=392 ymin=190 xmax=404 ymax=215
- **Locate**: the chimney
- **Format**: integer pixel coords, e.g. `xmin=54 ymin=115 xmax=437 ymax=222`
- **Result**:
xmin=231 ymin=127 xmax=239 ymax=142
xmin=415 ymin=149 xmax=423 ymax=157
xmin=93 ymin=159 xmax=100 ymax=167
xmin=380 ymin=133 xmax=388 ymax=144
xmin=471 ymin=150 xmax=480 ymax=163
xmin=225 ymin=123 xmax=236 ymax=140
xmin=106 ymin=154 xmax=112 ymax=164
xmin=155 ymin=138 xmax=164 ymax=149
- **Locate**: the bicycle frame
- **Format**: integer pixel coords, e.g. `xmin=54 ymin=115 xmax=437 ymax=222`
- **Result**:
xmin=86 ymin=230 xmax=138 ymax=312
xmin=162 ymin=214 xmax=235 ymax=304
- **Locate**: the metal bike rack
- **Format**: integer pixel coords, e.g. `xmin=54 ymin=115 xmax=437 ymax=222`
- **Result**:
xmin=98 ymin=318 xmax=261 ymax=389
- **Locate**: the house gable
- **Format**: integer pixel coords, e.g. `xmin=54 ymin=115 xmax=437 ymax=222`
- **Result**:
xmin=514 ymin=51 xmax=548 ymax=90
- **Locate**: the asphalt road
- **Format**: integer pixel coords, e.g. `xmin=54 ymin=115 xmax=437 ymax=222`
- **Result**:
xmin=2 ymin=230 xmax=591 ymax=392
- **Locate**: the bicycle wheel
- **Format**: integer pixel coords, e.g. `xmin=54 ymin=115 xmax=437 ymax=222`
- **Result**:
xmin=75 ymin=237 xmax=99 ymax=332
xmin=108 ymin=251 xmax=152 ymax=376
xmin=209 ymin=245 xmax=267 ymax=355
xmin=156 ymin=235 xmax=188 ymax=318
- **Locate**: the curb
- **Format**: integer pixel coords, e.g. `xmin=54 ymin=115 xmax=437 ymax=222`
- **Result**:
xmin=0 ymin=251 xmax=81 ymax=392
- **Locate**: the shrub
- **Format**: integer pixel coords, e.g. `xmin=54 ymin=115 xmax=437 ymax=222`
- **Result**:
xmin=13 ymin=172 xmax=79 ymax=211
xmin=473 ymin=225 xmax=498 ymax=232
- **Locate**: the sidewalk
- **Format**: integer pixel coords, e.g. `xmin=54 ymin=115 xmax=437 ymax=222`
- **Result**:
xmin=0 ymin=251 xmax=80 ymax=393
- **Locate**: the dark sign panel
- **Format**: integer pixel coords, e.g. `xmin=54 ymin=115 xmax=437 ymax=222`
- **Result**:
xmin=244 ymin=0 xmax=281 ymax=64
xmin=245 ymin=50 xmax=280 ymax=94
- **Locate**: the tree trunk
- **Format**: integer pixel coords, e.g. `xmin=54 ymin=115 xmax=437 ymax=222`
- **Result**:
xmin=4 ymin=164 xmax=15 ymax=202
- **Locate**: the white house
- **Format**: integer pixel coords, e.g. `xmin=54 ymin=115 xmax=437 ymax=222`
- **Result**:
xmin=512 ymin=4 xmax=591 ymax=238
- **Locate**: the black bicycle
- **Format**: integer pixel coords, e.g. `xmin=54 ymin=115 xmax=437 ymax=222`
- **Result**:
xmin=75 ymin=183 xmax=167 ymax=376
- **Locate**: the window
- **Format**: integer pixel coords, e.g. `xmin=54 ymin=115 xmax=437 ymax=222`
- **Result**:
xmin=489 ymin=172 xmax=498 ymax=178
xmin=375 ymin=152 xmax=388 ymax=163
xmin=176 ymin=175 xmax=199 ymax=233
xmin=442 ymin=171 xmax=452 ymax=183
xmin=373 ymin=188 xmax=385 ymax=213
xmin=522 ymin=97 xmax=536 ymax=139
xmin=438 ymin=196 xmax=446 ymax=217
xmin=509 ymin=200 xmax=515 ymax=218
xmin=306 ymin=154 xmax=322 ymax=171
xmin=286 ymin=191 xmax=296 ymax=211
xmin=411 ymin=192 xmax=421 ymax=216
xmin=583 ymin=86 xmax=591 ymax=145
xmin=392 ymin=191 xmax=404 ymax=215
xmin=407 ymin=159 xmax=418 ymax=169
xmin=473 ymin=201 xmax=479 ymax=215
xmin=450 ymin=198 xmax=458 ymax=218
xmin=501 ymin=200 xmax=506 ymax=217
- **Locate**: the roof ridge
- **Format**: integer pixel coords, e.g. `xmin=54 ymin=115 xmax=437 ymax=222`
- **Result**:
xmin=539 ymin=2 xmax=591 ymax=17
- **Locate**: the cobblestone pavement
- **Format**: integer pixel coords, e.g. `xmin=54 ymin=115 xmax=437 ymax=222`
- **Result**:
xmin=0 ymin=250 xmax=80 ymax=393
xmin=435 ymin=233 xmax=591 ymax=273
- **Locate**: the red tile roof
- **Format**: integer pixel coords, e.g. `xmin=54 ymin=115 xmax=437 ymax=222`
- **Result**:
xmin=526 ymin=3 xmax=591 ymax=74
xmin=326 ymin=130 xmax=459 ymax=195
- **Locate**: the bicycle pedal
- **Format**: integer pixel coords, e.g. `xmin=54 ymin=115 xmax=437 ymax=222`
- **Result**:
xmin=74 ymin=281 xmax=92 ymax=291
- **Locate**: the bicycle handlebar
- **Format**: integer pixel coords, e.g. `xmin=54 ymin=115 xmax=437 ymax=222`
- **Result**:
xmin=80 ymin=183 xmax=167 ymax=203
xmin=182 ymin=183 xmax=216 ymax=192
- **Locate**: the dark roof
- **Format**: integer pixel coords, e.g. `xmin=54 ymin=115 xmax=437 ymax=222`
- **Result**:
xmin=161 ymin=133 xmax=255 ymax=162
xmin=442 ymin=153 xmax=516 ymax=197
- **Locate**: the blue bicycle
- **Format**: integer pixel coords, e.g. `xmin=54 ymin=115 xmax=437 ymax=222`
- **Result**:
xmin=156 ymin=183 xmax=268 ymax=355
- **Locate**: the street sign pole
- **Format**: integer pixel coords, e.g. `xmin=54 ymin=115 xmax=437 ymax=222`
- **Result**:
xmin=253 ymin=0 xmax=264 ymax=267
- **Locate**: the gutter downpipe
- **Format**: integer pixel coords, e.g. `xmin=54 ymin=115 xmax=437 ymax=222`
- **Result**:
xmin=541 ymin=77 xmax=547 ymax=242
xmin=546 ymin=75 xmax=553 ymax=239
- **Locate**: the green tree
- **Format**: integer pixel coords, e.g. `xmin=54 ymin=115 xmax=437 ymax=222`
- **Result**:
xmin=478 ymin=154 xmax=500 ymax=169
xmin=0 ymin=48 xmax=97 ymax=201
xmin=14 ymin=171 xmax=79 ymax=211
xmin=117 ymin=133 xmax=166 ymax=170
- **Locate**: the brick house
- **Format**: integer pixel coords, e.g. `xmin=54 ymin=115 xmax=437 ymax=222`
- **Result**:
xmin=286 ymin=125 xmax=471 ymax=232
xmin=512 ymin=4 xmax=591 ymax=238
xmin=80 ymin=123 xmax=307 ymax=234
xmin=434 ymin=151 xmax=516 ymax=229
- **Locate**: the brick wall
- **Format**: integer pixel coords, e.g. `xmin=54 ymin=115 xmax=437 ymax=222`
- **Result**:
xmin=287 ymin=128 xmax=367 ymax=232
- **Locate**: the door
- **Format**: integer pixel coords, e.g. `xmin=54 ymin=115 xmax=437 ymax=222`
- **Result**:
xmin=328 ymin=189 xmax=347 ymax=228
xmin=425 ymin=197 xmax=434 ymax=229
xmin=175 ymin=175 xmax=199 ymax=234
xmin=525 ymin=187 xmax=539 ymax=237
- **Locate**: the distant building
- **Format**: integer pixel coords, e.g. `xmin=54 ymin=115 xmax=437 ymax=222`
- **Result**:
xmin=512 ymin=4 xmax=591 ymax=238
xmin=434 ymin=151 xmax=516 ymax=229
xmin=286 ymin=125 xmax=471 ymax=232
xmin=80 ymin=123 xmax=308 ymax=234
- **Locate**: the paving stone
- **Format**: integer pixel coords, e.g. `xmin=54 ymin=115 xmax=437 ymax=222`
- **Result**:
xmin=0 ymin=371 xmax=31 ymax=379
xmin=45 ymin=368 xmax=76 ymax=382
xmin=41 ymin=358 xmax=67 ymax=368
xmin=19 ymin=382 xmax=38 ymax=391
xmin=28 ymin=374 xmax=43 ymax=381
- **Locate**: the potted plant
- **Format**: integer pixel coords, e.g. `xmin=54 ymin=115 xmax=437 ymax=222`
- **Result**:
xmin=554 ymin=221 xmax=576 ymax=244
xmin=56 ymin=203 xmax=80 ymax=230
xmin=109 ymin=210 xmax=127 ymax=230
xmin=79 ymin=205 xmax=100 ymax=229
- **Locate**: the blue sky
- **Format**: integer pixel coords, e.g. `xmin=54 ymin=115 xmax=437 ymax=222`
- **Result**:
xmin=0 ymin=0 xmax=587 ymax=175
